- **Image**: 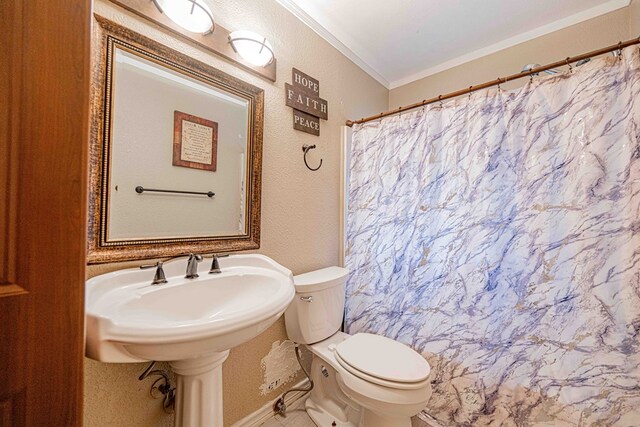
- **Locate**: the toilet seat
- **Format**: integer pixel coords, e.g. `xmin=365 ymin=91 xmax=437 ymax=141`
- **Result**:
xmin=333 ymin=333 xmax=431 ymax=390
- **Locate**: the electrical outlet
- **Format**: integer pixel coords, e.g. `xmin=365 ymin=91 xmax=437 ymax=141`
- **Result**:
xmin=266 ymin=378 xmax=282 ymax=390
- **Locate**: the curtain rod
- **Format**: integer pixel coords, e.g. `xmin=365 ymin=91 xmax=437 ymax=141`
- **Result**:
xmin=346 ymin=36 xmax=640 ymax=127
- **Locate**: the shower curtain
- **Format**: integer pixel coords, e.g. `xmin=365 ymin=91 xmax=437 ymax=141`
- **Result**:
xmin=345 ymin=46 xmax=640 ymax=426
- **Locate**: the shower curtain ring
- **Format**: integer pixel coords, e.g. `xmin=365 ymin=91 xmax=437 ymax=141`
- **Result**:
xmin=617 ymin=41 xmax=623 ymax=60
xmin=566 ymin=57 xmax=573 ymax=73
xmin=497 ymin=78 xmax=502 ymax=91
xmin=468 ymin=87 xmax=473 ymax=101
xmin=438 ymin=95 xmax=443 ymax=108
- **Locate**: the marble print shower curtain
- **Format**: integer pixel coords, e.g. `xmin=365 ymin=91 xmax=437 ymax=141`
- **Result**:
xmin=345 ymin=47 xmax=640 ymax=426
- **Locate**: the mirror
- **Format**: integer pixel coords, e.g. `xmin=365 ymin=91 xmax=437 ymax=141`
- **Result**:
xmin=88 ymin=16 xmax=263 ymax=263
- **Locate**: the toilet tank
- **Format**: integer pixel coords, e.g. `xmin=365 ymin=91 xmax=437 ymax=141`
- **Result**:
xmin=285 ymin=266 xmax=349 ymax=344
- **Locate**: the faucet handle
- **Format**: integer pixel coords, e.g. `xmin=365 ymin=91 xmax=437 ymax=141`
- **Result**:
xmin=140 ymin=261 xmax=168 ymax=285
xmin=209 ymin=254 xmax=221 ymax=274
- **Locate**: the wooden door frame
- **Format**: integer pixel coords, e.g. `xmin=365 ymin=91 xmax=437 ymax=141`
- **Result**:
xmin=0 ymin=0 xmax=91 ymax=425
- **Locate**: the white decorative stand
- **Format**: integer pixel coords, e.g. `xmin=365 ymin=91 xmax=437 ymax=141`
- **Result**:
xmin=170 ymin=351 xmax=230 ymax=427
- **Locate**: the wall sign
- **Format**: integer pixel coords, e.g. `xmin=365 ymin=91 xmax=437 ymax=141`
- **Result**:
xmin=293 ymin=110 xmax=320 ymax=135
xmin=286 ymin=68 xmax=327 ymax=135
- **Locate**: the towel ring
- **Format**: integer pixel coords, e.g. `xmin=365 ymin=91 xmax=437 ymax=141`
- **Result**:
xmin=302 ymin=144 xmax=322 ymax=171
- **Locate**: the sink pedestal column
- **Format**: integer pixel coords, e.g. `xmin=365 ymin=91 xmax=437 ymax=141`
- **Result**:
xmin=171 ymin=351 xmax=230 ymax=427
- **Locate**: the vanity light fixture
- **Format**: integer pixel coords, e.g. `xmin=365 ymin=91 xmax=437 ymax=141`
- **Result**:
xmin=152 ymin=0 xmax=215 ymax=35
xmin=228 ymin=30 xmax=275 ymax=67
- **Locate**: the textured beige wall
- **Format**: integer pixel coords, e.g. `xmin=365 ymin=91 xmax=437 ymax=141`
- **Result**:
xmin=389 ymin=5 xmax=634 ymax=108
xmin=84 ymin=2 xmax=639 ymax=425
xmin=84 ymin=1 xmax=387 ymax=426
xmin=631 ymin=0 xmax=640 ymax=35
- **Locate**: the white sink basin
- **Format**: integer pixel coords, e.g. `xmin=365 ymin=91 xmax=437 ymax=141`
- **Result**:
xmin=86 ymin=254 xmax=294 ymax=362
xmin=85 ymin=254 xmax=295 ymax=427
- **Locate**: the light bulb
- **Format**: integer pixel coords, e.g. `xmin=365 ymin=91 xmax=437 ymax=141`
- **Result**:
xmin=154 ymin=0 xmax=214 ymax=34
xmin=229 ymin=30 xmax=274 ymax=67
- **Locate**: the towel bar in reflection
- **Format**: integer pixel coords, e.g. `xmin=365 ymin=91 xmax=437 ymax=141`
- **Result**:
xmin=135 ymin=186 xmax=215 ymax=198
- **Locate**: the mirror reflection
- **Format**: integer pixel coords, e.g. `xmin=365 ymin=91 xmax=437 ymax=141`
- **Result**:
xmin=107 ymin=46 xmax=250 ymax=241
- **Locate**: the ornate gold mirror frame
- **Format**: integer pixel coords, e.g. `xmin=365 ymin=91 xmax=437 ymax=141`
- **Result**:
xmin=88 ymin=15 xmax=263 ymax=264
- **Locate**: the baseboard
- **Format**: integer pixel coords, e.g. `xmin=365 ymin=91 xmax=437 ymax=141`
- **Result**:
xmin=231 ymin=379 xmax=311 ymax=427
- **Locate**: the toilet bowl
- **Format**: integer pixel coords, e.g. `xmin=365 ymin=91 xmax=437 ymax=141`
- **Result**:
xmin=285 ymin=267 xmax=432 ymax=427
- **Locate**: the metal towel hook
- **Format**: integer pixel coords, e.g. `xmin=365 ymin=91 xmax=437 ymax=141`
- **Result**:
xmin=302 ymin=144 xmax=322 ymax=171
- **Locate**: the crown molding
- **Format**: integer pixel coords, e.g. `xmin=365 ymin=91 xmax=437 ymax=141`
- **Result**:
xmin=274 ymin=0 xmax=389 ymax=88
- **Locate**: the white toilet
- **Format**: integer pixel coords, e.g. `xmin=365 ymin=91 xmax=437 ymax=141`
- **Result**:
xmin=285 ymin=267 xmax=432 ymax=427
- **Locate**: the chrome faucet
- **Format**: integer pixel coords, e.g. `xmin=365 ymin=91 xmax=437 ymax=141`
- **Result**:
xmin=185 ymin=253 xmax=203 ymax=279
xmin=139 ymin=261 xmax=167 ymax=285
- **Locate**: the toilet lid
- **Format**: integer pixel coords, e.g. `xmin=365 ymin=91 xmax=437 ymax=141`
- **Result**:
xmin=335 ymin=333 xmax=430 ymax=384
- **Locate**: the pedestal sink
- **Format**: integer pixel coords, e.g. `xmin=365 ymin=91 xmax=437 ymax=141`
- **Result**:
xmin=85 ymin=254 xmax=295 ymax=427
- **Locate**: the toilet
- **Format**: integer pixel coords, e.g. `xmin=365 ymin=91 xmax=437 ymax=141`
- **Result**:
xmin=285 ymin=267 xmax=432 ymax=427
